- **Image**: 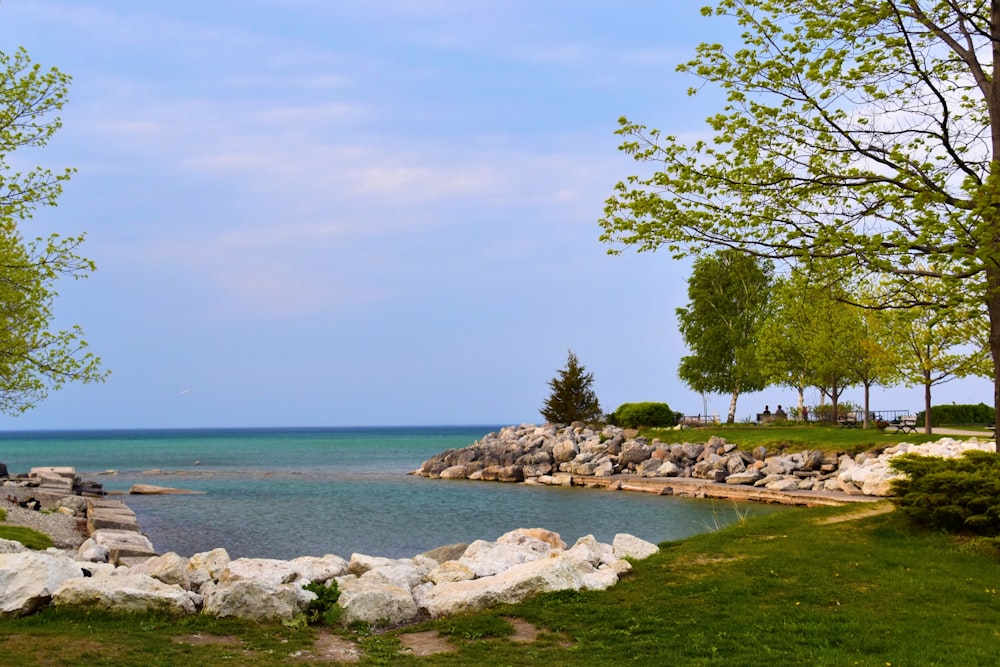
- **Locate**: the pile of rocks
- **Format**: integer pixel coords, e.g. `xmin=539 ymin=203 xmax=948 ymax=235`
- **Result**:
xmin=0 ymin=527 xmax=658 ymax=625
xmin=415 ymin=423 xmax=997 ymax=498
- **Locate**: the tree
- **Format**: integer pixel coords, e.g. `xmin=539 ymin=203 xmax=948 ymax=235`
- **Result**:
xmin=888 ymin=285 xmax=991 ymax=433
xmin=756 ymin=273 xmax=866 ymax=423
xmin=540 ymin=350 xmax=602 ymax=425
xmin=0 ymin=47 xmax=106 ymax=413
xmin=600 ymin=2 xmax=1000 ymax=431
xmin=676 ymin=249 xmax=772 ymax=422
xmin=850 ymin=303 xmax=905 ymax=428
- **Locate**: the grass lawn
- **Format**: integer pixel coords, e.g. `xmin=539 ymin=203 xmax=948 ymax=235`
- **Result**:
xmin=3 ymin=503 xmax=999 ymax=665
xmin=640 ymin=422 xmax=976 ymax=456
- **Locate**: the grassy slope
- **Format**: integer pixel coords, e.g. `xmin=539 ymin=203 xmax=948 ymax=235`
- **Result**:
xmin=3 ymin=504 xmax=999 ymax=665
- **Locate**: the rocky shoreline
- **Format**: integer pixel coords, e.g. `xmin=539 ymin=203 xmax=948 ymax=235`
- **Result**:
xmin=414 ymin=423 xmax=997 ymax=503
xmin=1 ymin=466 xmax=660 ymax=625
xmin=3 ymin=424 xmax=995 ymax=626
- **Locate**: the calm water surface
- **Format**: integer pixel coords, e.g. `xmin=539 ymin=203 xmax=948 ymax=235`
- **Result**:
xmin=0 ymin=426 xmax=782 ymax=559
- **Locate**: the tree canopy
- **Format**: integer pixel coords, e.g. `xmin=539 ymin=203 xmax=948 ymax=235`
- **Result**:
xmin=0 ymin=46 xmax=106 ymax=413
xmin=600 ymin=1 xmax=1000 ymax=426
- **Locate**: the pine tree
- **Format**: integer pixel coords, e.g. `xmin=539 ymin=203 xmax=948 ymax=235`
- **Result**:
xmin=540 ymin=350 xmax=602 ymax=425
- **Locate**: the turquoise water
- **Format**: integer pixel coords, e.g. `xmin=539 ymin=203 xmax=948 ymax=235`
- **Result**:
xmin=0 ymin=426 xmax=780 ymax=559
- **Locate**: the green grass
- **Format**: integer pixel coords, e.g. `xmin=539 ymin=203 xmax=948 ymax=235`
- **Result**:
xmin=640 ymin=422 xmax=955 ymax=455
xmin=4 ymin=505 xmax=999 ymax=665
xmin=0 ymin=525 xmax=54 ymax=550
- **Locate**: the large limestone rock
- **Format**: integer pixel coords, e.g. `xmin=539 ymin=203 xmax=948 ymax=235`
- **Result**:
xmin=427 ymin=560 xmax=475 ymax=584
xmin=459 ymin=531 xmax=554 ymax=578
xmin=289 ymin=554 xmax=350 ymax=583
xmin=130 ymin=552 xmax=192 ymax=589
xmin=53 ymin=574 xmax=197 ymax=615
xmin=360 ymin=556 xmax=436 ymax=589
xmin=219 ymin=557 xmax=297 ymax=586
xmin=0 ymin=552 xmax=83 ymax=617
xmin=336 ymin=577 xmax=419 ymax=626
xmin=423 ymin=554 xmax=585 ymax=617
xmin=612 ymin=533 xmax=659 ymax=561
xmin=0 ymin=538 xmax=27 ymax=554
xmin=186 ymin=548 xmax=231 ymax=588
xmin=202 ymin=579 xmax=313 ymax=621
xmin=89 ymin=528 xmax=156 ymax=562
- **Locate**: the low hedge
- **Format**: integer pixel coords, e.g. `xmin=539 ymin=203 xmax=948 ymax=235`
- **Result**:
xmin=608 ymin=402 xmax=681 ymax=429
xmin=915 ymin=402 xmax=995 ymax=426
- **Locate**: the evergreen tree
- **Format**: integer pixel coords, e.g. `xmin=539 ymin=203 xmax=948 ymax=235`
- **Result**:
xmin=540 ymin=350 xmax=602 ymax=425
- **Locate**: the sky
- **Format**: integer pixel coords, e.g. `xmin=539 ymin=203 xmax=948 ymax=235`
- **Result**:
xmin=0 ymin=1 xmax=993 ymax=430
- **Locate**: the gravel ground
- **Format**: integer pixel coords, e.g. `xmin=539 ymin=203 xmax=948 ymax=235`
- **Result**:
xmin=1 ymin=489 xmax=89 ymax=550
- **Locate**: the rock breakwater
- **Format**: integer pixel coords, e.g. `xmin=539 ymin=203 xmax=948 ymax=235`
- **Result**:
xmin=414 ymin=423 xmax=997 ymax=502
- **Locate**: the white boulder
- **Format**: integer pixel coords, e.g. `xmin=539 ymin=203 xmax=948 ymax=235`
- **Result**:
xmin=289 ymin=554 xmax=350 ymax=583
xmin=53 ymin=574 xmax=197 ymax=615
xmin=0 ymin=551 xmax=83 ymax=617
xmin=219 ymin=557 xmax=297 ymax=586
xmin=337 ymin=577 xmax=419 ymax=626
xmin=423 ymin=554 xmax=584 ymax=617
xmin=612 ymin=533 xmax=659 ymax=560
xmin=186 ymin=548 xmax=230 ymax=588
xmin=202 ymin=579 xmax=313 ymax=621
xmin=130 ymin=552 xmax=191 ymax=589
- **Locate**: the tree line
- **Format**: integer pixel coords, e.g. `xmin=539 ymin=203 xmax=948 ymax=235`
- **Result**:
xmin=676 ymin=250 xmax=987 ymax=432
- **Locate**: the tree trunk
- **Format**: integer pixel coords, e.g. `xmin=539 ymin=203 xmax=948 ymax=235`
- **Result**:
xmin=727 ymin=390 xmax=739 ymax=424
xmin=988 ymin=265 xmax=1000 ymax=436
xmin=796 ymin=386 xmax=805 ymax=421
xmin=923 ymin=370 xmax=933 ymax=434
xmin=863 ymin=381 xmax=872 ymax=429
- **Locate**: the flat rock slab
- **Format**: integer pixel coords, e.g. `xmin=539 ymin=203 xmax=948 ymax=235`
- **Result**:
xmin=30 ymin=466 xmax=76 ymax=479
xmin=129 ymin=484 xmax=206 ymax=495
xmin=90 ymin=529 xmax=156 ymax=562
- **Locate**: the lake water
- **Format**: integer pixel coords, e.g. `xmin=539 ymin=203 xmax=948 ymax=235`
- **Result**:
xmin=0 ymin=426 xmax=781 ymax=559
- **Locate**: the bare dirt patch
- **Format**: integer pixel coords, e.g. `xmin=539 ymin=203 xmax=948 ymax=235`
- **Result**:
xmin=171 ymin=634 xmax=242 ymax=647
xmin=819 ymin=502 xmax=894 ymax=524
xmin=291 ymin=629 xmax=365 ymax=663
xmin=399 ymin=630 xmax=456 ymax=657
xmin=506 ymin=617 xmax=539 ymax=643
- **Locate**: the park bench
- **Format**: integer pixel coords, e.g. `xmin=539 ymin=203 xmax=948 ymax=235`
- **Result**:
xmin=837 ymin=415 xmax=859 ymax=428
xmin=889 ymin=416 xmax=917 ymax=434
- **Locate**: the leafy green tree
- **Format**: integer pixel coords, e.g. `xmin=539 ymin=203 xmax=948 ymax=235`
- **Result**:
xmin=676 ymin=249 xmax=772 ymax=423
xmin=540 ymin=350 xmax=602 ymax=425
xmin=0 ymin=47 xmax=106 ymax=413
xmin=756 ymin=274 xmax=865 ymax=422
xmin=599 ymin=1 xmax=1000 ymax=431
xmin=888 ymin=292 xmax=990 ymax=433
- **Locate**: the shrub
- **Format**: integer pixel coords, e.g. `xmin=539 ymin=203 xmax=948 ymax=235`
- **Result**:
xmin=609 ymin=402 xmax=680 ymax=429
xmin=914 ymin=403 xmax=995 ymax=426
xmin=303 ymin=580 xmax=342 ymax=625
xmin=890 ymin=450 xmax=1000 ymax=536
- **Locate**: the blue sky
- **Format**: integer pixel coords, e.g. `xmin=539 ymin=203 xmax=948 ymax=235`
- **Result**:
xmin=0 ymin=1 xmax=992 ymax=429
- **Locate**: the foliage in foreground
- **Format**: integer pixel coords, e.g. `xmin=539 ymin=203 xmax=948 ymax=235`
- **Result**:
xmin=891 ymin=450 xmax=1000 ymax=537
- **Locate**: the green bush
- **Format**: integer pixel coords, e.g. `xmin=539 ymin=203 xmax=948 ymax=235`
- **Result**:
xmin=303 ymin=580 xmax=342 ymax=625
xmin=890 ymin=450 xmax=1000 ymax=536
xmin=609 ymin=402 xmax=680 ymax=428
xmin=914 ymin=403 xmax=995 ymax=426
